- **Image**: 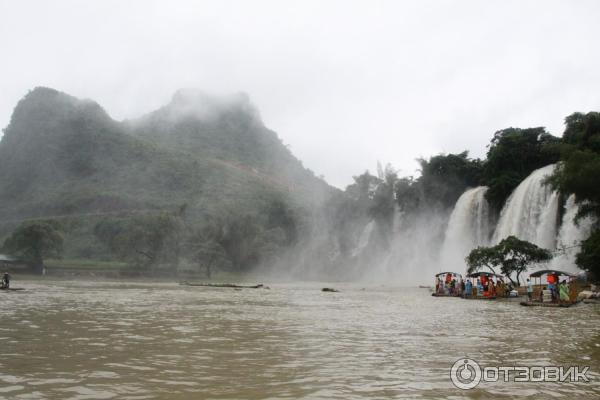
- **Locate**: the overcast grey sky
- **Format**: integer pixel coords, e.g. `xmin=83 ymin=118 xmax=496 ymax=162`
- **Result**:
xmin=1 ymin=0 xmax=599 ymax=188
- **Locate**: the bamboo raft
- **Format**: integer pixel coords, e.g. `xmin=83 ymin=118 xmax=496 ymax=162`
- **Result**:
xmin=462 ymin=296 xmax=497 ymax=300
xmin=431 ymin=293 xmax=461 ymax=297
xmin=179 ymin=282 xmax=266 ymax=289
xmin=520 ymin=300 xmax=581 ymax=307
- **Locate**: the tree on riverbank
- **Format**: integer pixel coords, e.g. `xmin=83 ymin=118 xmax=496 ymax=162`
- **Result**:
xmin=576 ymin=230 xmax=600 ymax=281
xmin=465 ymin=246 xmax=500 ymax=275
xmin=2 ymin=222 xmax=63 ymax=274
xmin=93 ymin=213 xmax=178 ymax=269
xmin=466 ymin=236 xmax=552 ymax=286
xmin=186 ymin=221 xmax=230 ymax=278
xmin=549 ymin=112 xmax=600 ymax=280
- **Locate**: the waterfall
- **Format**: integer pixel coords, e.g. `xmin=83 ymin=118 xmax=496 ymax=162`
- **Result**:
xmin=351 ymin=220 xmax=375 ymax=257
xmin=492 ymin=164 xmax=559 ymax=249
xmin=440 ymin=186 xmax=491 ymax=272
xmin=551 ymin=194 xmax=595 ymax=272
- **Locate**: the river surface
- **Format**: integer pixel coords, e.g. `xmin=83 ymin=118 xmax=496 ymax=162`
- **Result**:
xmin=1 ymin=280 xmax=599 ymax=399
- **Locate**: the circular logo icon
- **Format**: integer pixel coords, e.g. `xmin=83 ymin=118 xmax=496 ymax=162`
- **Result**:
xmin=450 ymin=358 xmax=482 ymax=390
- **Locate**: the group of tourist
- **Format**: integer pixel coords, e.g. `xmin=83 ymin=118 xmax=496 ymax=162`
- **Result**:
xmin=435 ymin=273 xmax=514 ymax=298
xmin=527 ymin=275 xmax=571 ymax=303
xmin=435 ymin=271 xmax=575 ymax=303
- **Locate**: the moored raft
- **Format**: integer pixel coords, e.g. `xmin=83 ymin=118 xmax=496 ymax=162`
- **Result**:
xmin=463 ymin=296 xmax=497 ymax=300
xmin=179 ymin=282 xmax=267 ymax=289
xmin=431 ymin=292 xmax=461 ymax=297
xmin=520 ymin=300 xmax=581 ymax=307
xmin=463 ymin=271 xmax=512 ymax=300
xmin=432 ymin=272 xmax=463 ymax=297
xmin=523 ymin=269 xmax=581 ymax=306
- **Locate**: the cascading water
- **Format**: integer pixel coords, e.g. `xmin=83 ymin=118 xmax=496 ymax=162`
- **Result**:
xmin=351 ymin=220 xmax=375 ymax=257
xmin=492 ymin=164 xmax=559 ymax=249
xmin=351 ymin=164 xmax=595 ymax=284
xmin=440 ymin=186 xmax=491 ymax=272
xmin=551 ymin=194 xmax=595 ymax=272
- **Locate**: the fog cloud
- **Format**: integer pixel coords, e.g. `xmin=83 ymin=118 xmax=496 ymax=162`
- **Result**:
xmin=1 ymin=0 xmax=600 ymax=187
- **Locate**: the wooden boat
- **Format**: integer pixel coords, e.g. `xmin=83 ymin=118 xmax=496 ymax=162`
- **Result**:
xmin=465 ymin=271 xmax=509 ymax=299
xmin=524 ymin=270 xmax=580 ymax=306
xmin=431 ymin=292 xmax=461 ymax=297
xmin=179 ymin=282 xmax=266 ymax=289
xmin=432 ymin=272 xmax=463 ymax=297
xmin=0 ymin=287 xmax=25 ymax=291
xmin=520 ymin=300 xmax=581 ymax=307
xmin=463 ymin=296 xmax=497 ymax=300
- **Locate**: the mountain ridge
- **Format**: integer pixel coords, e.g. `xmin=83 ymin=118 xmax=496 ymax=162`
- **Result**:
xmin=0 ymin=87 xmax=335 ymax=223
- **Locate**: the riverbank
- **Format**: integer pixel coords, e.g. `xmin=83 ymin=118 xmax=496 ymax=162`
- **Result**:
xmin=5 ymin=258 xmax=261 ymax=283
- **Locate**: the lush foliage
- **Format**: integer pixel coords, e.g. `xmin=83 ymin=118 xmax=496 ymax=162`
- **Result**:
xmin=465 ymin=246 xmax=500 ymax=274
xmin=417 ymin=152 xmax=483 ymax=209
xmin=185 ymin=221 xmax=230 ymax=278
xmin=395 ymin=152 xmax=483 ymax=212
xmin=2 ymin=222 xmax=63 ymax=273
xmin=483 ymin=127 xmax=560 ymax=211
xmin=466 ymin=236 xmax=552 ymax=286
xmin=550 ymin=112 xmax=600 ymax=220
xmin=93 ymin=213 xmax=179 ymax=268
xmin=576 ymin=230 xmax=600 ymax=280
xmin=0 ymin=87 xmax=331 ymax=275
xmin=549 ymin=112 xmax=600 ymax=277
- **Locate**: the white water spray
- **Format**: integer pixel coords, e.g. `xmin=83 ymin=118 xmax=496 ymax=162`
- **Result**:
xmin=492 ymin=164 xmax=559 ymax=249
xmin=352 ymin=220 xmax=375 ymax=257
xmin=440 ymin=186 xmax=491 ymax=273
xmin=551 ymin=194 xmax=595 ymax=272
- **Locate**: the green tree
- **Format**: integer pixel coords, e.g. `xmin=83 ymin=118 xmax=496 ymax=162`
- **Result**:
xmin=3 ymin=222 xmax=63 ymax=273
xmin=397 ymin=152 xmax=483 ymax=211
xmin=549 ymin=112 xmax=600 ymax=220
xmin=562 ymin=111 xmax=600 ymax=151
xmin=369 ymin=165 xmax=398 ymax=246
xmin=495 ymin=236 xmax=552 ymax=286
xmin=576 ymin=230 xmax=600 ymax=281
xmin=265 ymin=199 xmax=298 ymax=245
xmin=94 ymin=213 xmax=178 ymax=269
xmin=550 ymin=150 xmax=600 ymax=220
xmin=549 ymin=112 xmax=600 ymax=278
xmin=483 ymin=127 xmax=560 ymax=210
xmin=394 ymin=176 xmax=422 ymax=213
xmin=345 ymin=171 xmax=381 ymax=209
xmin=466 ymin=236 xmax=552 ymax=286
xmin=186 ymin=222 xmax=230 ymax=278
xmin=466 ymin=246 xmax=501 ymax=275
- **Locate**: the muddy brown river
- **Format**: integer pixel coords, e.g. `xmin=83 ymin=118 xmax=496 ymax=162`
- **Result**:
xmin=0 ymin=280 xmax=599 ymax=399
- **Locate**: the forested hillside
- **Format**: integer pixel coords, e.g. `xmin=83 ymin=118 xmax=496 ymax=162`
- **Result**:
xmin=0 ymin=87 xmax=335 ymax=275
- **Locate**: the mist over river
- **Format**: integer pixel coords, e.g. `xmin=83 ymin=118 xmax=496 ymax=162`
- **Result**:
xmin=1 ymin=280 xmax=599 ymax=399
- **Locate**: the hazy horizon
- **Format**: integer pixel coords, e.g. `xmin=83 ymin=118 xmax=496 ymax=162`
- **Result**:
xmin=2 ymin=0 xmax=600 ymax=188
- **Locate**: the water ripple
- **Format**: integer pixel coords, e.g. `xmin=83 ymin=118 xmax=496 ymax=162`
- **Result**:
xmin=0 ymin=281 xmax=598 ymax=399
